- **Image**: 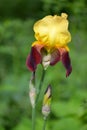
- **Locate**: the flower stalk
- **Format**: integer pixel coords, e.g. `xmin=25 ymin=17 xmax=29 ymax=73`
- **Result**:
xmin=42 ymin=117 xmax=47 ymax=130
xmin=32 ymin=106 xmax=36 ymax=130
xmin=29 ymin=69 xmax=46 ymax=130
xmin=29 ymin=72 xmax=36 ymax=130
xmin=35 ymin=68 xmax=46 ymax=104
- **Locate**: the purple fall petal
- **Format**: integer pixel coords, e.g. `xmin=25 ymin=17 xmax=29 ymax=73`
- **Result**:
xmin=26 ymin=47 xmax=41 ymax=71
xmin=50 ymin=49 xmax=60 ymax=65
xmin=61 ymin=51 xmax=72 ymax=77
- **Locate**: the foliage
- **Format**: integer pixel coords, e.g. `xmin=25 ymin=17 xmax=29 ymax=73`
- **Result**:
xmin=0 ymin=0 xmax=42 ymax=19
xmin=0 ymin=0 xmax=87 ymax=20
xmin=42 ymin=0 xmax=87 ymax=15
xmin=0 ymin=0 xmax=87 ymax=130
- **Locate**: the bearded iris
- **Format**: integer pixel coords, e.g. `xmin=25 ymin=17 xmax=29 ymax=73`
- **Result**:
xmin=26 ymin=13 xmax=72 ymax=77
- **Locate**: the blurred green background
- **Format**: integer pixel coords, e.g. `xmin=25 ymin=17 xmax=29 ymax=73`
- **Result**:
xmin=0 ymin=0 xmax=87 ymax=130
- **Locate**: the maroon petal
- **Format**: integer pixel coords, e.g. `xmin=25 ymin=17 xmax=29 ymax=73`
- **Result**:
xmin=61 ymin=51 xmax=72 ymax=77
xmin=50 ymin=49 xmax=60 ymax=65
xmin=26 ymin=46 xmax=41 ymax=71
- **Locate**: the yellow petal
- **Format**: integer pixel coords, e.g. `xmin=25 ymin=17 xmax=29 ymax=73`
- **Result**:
xmin=33 ymin=13 xmax=71 ymax=51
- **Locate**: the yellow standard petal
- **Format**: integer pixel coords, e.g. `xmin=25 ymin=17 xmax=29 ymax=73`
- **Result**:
xmin=33 ymin=13 xmax=71 ymax=52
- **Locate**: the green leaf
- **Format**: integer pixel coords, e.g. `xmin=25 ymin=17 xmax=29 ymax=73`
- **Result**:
xmin=0 ymin=46 xmax=16 ymax=55
xmin=52 ymin=118 xmax=81 ymax=130
xmin=52 ymin=100 xmax=81 ymax=117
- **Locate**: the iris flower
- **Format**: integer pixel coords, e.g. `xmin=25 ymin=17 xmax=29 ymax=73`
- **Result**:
xmin=26 ymin=13 xmax=72 ymax=77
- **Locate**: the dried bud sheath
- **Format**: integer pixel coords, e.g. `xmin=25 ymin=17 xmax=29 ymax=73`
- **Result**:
xmin=29 ymin=72 xmax=36 ymax=108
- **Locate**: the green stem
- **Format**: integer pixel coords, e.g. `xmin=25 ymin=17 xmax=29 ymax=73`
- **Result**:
xmin=31 ymin=69 xmax=46 ymax=130
xmin=42 ymin=117 xmax=47 ymax=130
xmin=35 ymin=69 xmax=46 ymax=104
xmin=32 ymin=106 xmax=36 ymax=130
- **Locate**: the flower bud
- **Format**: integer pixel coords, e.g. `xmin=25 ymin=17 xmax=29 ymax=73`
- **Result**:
xmin=29 ymin=72 xmax=36 ymax=108
xmin=42 ymin=85 xmax=52 ymax=117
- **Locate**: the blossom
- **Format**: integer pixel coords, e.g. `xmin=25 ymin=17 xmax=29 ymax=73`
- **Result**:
xmin=26 ymin=13 xmax=72 ymax=77
xmin=42 ymin=85 xmax=52 ymax=117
